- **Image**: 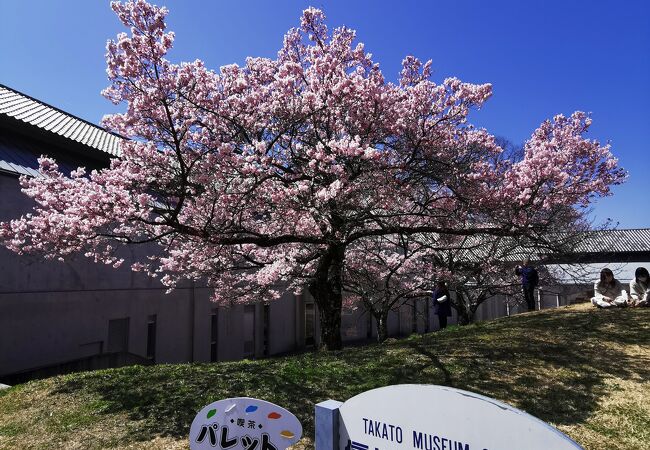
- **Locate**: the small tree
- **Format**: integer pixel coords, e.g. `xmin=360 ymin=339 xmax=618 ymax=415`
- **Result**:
xmin=343 ymin=235 xmax=435 ymax=342
xmin=435 ymin=248 xmax=523 ymax=325
xmin=421 ymin=211 xmax=593 ymax=324
xmin=0 ymin=1 xmax=625 ymax=350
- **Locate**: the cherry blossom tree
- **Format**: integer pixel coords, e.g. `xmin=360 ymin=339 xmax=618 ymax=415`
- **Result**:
xmin=416 ymin=164 xmax=602 ymax=325
xmin=0 ymin=0 xmax=625 ymax=350
xmin=344 ymin=218 xmax=585 ymax=336
xmin=342 ymin=235 xmax=437 ymax=342
xmin=420 ymin=233 xmax=536 ymax=325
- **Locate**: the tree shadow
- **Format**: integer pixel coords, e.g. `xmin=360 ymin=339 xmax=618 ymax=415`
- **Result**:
xmin=406 ymin=306 xmax=650 ymax=425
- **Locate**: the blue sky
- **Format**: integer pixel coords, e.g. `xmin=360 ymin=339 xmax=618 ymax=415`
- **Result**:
xmin=1 ymin=0 xmax=648 ymax=228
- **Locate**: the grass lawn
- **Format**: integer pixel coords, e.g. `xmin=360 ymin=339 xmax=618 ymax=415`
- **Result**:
xmin=0 ymin=302 xmax=648 ymax=449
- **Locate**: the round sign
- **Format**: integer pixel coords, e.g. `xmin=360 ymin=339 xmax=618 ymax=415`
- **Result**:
xmin=189 ymin=397 xmax=302 ymax=450
xmin=338 ymin=384 xmax=582 ymax=450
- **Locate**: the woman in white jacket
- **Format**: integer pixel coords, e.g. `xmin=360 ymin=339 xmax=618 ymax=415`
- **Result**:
xmin=629 ymin=267 xmax=649 ymax=307
xmin=591 ymin=268 xmax=628 ymax=308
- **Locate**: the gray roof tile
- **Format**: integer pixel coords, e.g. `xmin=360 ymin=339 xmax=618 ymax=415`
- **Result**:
xmin=425 ymin=229 xmax=650 ymax=264
xmin=577 ymin=229 xmax=650 ymax=253
xmin=42 ymin=112 xmax=67 ymax=132
xmin=32 ymin=110 xmax=57 ymax=127
xmin=0 ymin=84 xmax=122 ymax=158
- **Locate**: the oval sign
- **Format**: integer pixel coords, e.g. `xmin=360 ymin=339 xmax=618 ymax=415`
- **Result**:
xmin=189 ymin=397 xmax=302 ymax=450
xmin=339 ymin=384 xmax=582 ymax=450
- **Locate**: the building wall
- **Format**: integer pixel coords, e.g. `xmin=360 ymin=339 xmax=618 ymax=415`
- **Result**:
xmin=1 ymin=167 xmax=355 ymax=376
xmin=0 ymin=174 xmax=307 ymax=375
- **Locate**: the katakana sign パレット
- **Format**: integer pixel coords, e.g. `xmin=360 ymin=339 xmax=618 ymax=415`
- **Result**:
xmin=190 ymin=397 xmax=302 ymax=450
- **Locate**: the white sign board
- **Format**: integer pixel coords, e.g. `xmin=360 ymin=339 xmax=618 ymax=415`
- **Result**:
xmin=189 ymin=397 xmax=302 ymax=450
xmin=338 ymin=384 xmax=582 ymax=450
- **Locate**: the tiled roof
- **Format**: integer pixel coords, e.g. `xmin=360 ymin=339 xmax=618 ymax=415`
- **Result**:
xmin=575 ymin=229 xmax=650 ymax=254
xmin=425 ymin=229 xmax=650 ymax=264
xmin=0 ymin=84 xmax=122 ymax=157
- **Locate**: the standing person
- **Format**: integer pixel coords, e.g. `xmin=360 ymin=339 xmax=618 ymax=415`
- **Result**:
xmin=629 ymin=267 xmax=650 ymax=307
xmin=432 ymin=281 xmax=452 ymax=330
xmin=591 ymin=268 xmax=628 ymax=308
xmin=515 ymin=258 xmax=539 ymax=312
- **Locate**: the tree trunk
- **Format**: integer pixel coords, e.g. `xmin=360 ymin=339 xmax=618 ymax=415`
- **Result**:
xmin=376 ymin=312 xmax=389 ymax=343
xmin=457 ymin=311 xmax=472 ymax=326
xmin=308 ymin=244 xmax=345 ymax=351
xmin=454 ymin=291 xmax=474 ymax=326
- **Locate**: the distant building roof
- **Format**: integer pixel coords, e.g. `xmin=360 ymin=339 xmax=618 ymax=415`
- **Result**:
xmin=575 ymin=229 xmax=650 ymax=253
xmin=429 ymin=228 xmax=650 ymax=265
xmin=0 ymin=84 xmax=122 ymax=159
xmin=549 ymin=228 xmax=650 ymax=264
xmin=520 ymin=229 xmax=650 ymax=263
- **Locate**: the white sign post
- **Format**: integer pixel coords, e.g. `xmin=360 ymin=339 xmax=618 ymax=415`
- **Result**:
xmin=315 ymin=384 xmax=583 ymax=450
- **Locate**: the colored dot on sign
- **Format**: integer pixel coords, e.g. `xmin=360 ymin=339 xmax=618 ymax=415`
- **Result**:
xmin=280 ymin=430 xmax=295 ymax=439
xmin=268 ymin=412 xmax=282 ymax=419
xmin=206 ymin=409 xmax=217 ymax=419
xmin=245 ymin=405 xmax=258 ymax=413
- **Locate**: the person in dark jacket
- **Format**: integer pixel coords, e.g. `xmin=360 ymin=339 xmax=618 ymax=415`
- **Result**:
xmin=432 ymin=281 xmax=452 ymax=329
xmin=515 ymin=258 xmax=539 ymax=312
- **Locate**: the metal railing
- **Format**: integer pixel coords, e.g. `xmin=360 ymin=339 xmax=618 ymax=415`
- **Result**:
xmin=505 ymin=287 xmax=568 ymax=316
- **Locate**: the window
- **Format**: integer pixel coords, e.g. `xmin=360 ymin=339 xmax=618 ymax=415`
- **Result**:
xmin=305 ymin=303 xmax=315 ymax=347
xmin=146 ymin=315 xmax=156 ymax=361
xmin=425 ymin=298 xmax=431 ymax=333
xmin=107 ymin=318 xmax=130 ymax=353
xmin=366 ymin=311 xmax=373 ymax=339
xmin=262 ymin=304 xmax=270 ymax=357
xmin=412 ymin=301 xmax=418 ymax=333
xmin=210 ymin=309 xmax=219 ymax=362
xmin=243 ymin=305 xmax=256 ymax=357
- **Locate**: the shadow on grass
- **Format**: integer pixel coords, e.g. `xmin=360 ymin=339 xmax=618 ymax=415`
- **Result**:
xmin=52 ymin=306 xmax=650 ymax=443
xmin=413 ymin=307 xmax=650 ymax=425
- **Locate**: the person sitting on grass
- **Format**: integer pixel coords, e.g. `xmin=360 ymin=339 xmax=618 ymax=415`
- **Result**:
xmin=591 ymin=268 xmax=629 ymax=308
xmin=629 ymin=267 xmax=650 ymax=307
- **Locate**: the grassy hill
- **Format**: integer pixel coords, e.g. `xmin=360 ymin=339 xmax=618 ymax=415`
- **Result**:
xmin=1 ymin=303 xmax=648 ymax=450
